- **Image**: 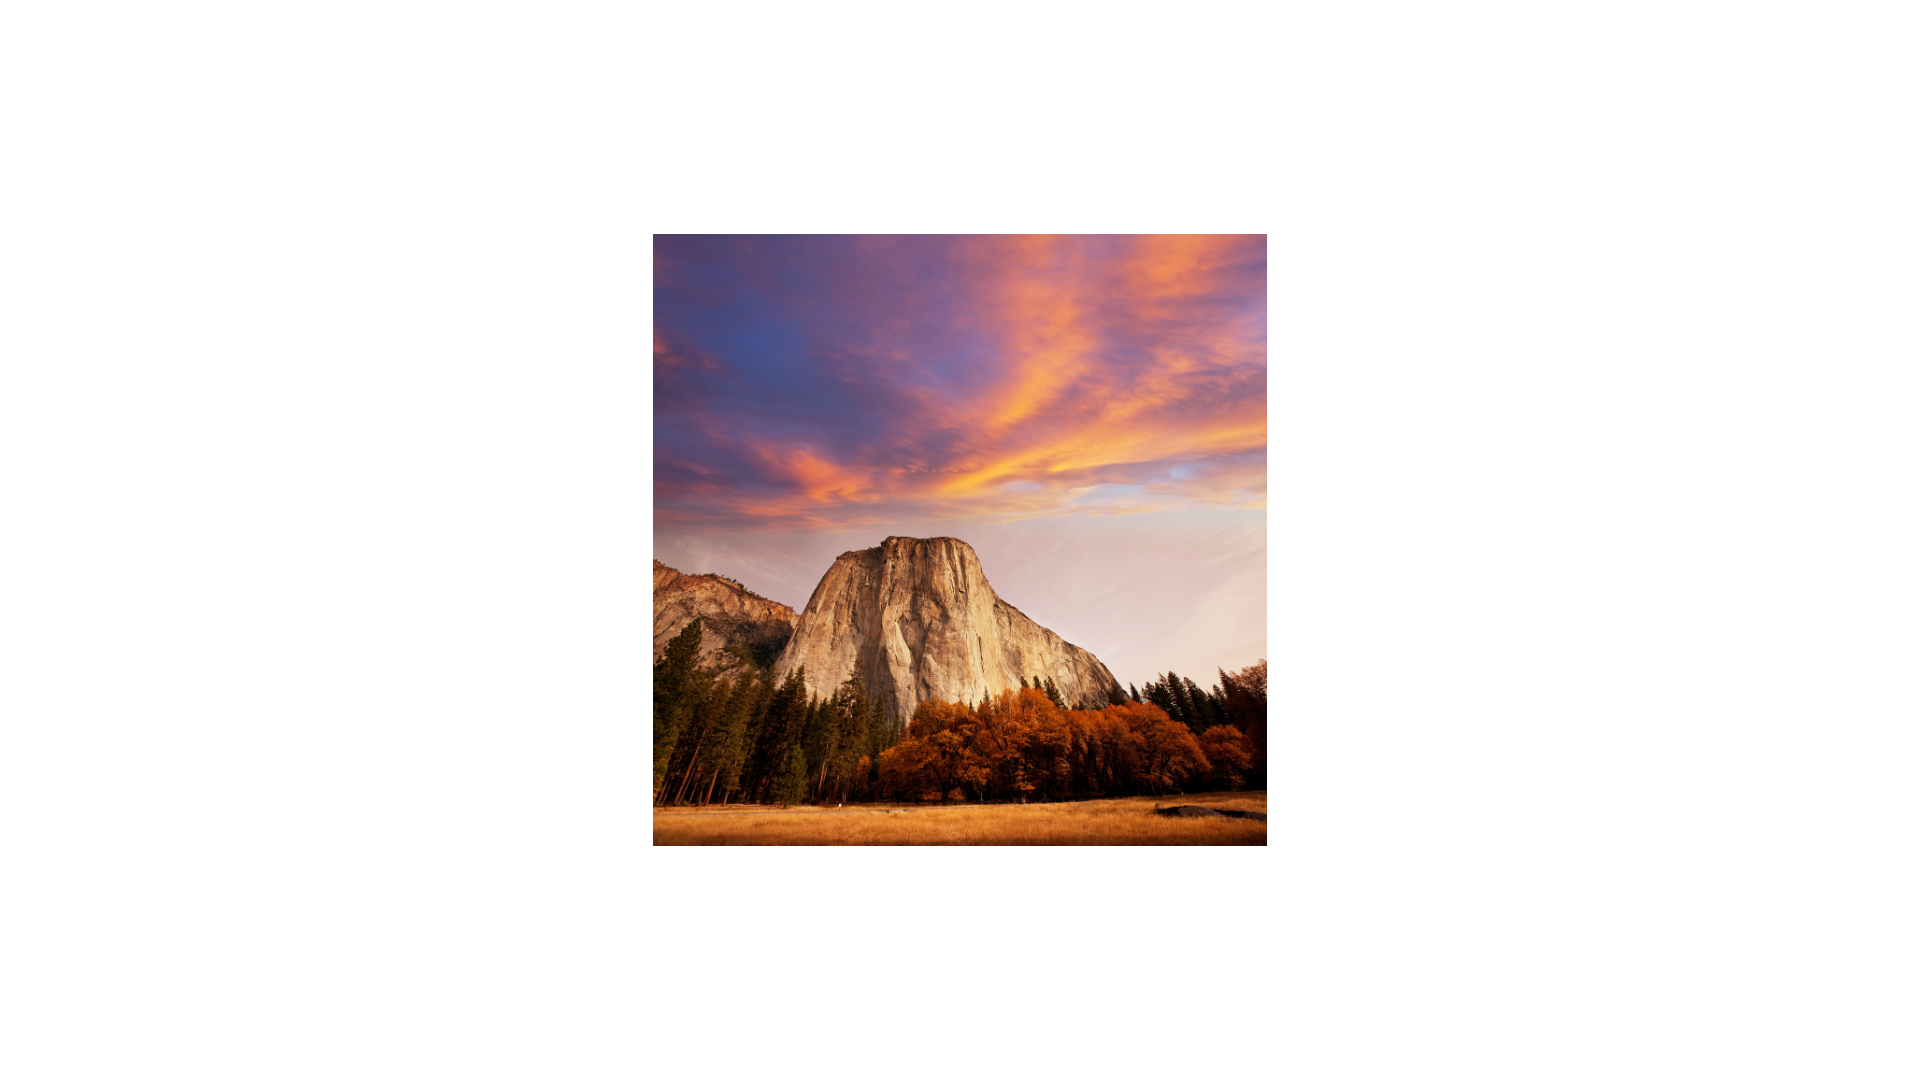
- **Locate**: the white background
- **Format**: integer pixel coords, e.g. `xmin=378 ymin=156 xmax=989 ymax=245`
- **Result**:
xmin=5 ymin=2 xmax=1917 ymax=1076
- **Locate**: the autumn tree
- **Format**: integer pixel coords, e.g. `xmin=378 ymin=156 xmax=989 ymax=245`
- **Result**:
xmin=1199 ymin=725 xmax=1256 ymax=789
xmin=881 ymin=696 xmax=979 ymax=803
xmin=1135 ymin=711 xmax=1209 ymax=794
xmin=857 ymin=666 xmax=1261 ymax=805
xmin=876 ymin=736 xmax=931 ymax=803
xmin=915 ymin=699 xmax=977 ymax=802
xmin=1218 ymin=659 xmax=1268 ymax=786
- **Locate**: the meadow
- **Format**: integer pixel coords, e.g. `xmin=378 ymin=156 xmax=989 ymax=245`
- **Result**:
xmin=652 ymin=791 xmax=1266 ymax=846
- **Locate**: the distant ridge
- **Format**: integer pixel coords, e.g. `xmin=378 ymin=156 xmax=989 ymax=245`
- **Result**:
xmin=652 ymin=560 xmax=799 ymax=672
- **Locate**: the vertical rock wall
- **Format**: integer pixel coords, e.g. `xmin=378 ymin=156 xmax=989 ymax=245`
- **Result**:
xmin=769 ymin=536 xmax=1122 ymax=722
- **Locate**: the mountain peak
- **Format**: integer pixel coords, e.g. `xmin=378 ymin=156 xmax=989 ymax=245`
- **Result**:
xmin=773 ymin=536 xmax=1120 ymax=721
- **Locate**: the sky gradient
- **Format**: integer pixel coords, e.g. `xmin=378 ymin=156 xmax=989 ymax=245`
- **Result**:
xmin=653 ymin=235 xmax=1266 ymax=690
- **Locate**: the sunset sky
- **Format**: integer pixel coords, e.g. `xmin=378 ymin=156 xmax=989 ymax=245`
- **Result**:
xmin=653 ymin=234 xmax=1266 ymax=691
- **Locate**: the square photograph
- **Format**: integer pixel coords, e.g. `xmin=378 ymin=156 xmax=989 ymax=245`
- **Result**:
xmin=653 ymin=235 xmax=1266 ymax=844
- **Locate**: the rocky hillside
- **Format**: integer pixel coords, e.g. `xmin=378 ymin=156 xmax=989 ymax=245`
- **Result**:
xmin=770 ymin=536 xmax=1123 ymax=722
xmin=652 ymin=560 xmax=799 ymax=672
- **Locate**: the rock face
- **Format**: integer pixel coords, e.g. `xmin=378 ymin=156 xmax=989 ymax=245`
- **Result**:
xmin=770 ymin=536 xmax=1124 ymax=723
xmin=653 ymin=560 xmax=799 ymax=672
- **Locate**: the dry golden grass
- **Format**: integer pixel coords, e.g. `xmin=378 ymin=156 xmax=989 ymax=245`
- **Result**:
xmin=653 ymin=791 xmax=1266 ymax=846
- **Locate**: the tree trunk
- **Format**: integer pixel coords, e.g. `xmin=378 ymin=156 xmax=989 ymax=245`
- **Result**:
xmin=670 ymin=727 xmax=707 ymax=805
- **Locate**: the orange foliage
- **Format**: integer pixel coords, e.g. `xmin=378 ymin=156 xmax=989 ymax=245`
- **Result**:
xmin=1219 ymin=659 xmax=1267 ymax=763
xmin=876 ymin=688 xmax=1240 ymax=802
xmin=1199 ymin=725 xmax=1255 ymax=789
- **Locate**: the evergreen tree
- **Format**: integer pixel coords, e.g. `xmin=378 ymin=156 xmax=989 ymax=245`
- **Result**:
xmin=652 ymin=618 xmax=703 ymax=800
xmin=1144 ymin=675 xmax=1181 ymax=727
xmin=1156 ymin=672 xmax=1200 ymax=732
xmin=802 ymin=693 xmax=837 ymax=799
xmin=1180 ymin=675 xmax=1214 ymax=732
xmin=1199 ymin=679 xmax=1229 ymax=728
xmin=735 ymin=668 xmax=775 ymax=796
xmin=745 ymin=667 xmax=810 ymax=802
xmin=826 ymin=666 xmax=874 ymax=801
xmin=1168 ymin=673 xmax=1198 ymax=730
xmin=1106 ymin=681 xmax=1129 ymax=707
xmin=698 ymin=669 xmax=761 ymax=804
xmin=771 ymin=742 xmax=808 ymax=806
xmin=1129 ymin=683 xmax=1141 ymax=703
xmin=660 ymin=670 xmax=728 ymax=805
xmin=1042 ymin=676 xmax=1065 ymax=709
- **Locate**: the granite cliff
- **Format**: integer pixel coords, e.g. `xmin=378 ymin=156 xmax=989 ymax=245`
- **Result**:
xmin=769 ymin=536 xmax=1123 ymax=722
xmin=652 ymin=560 xmax=799 ymax=672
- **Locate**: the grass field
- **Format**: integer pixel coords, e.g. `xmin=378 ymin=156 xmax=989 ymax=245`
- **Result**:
xmin=653 ymin=791 xmax=1266 ymax=846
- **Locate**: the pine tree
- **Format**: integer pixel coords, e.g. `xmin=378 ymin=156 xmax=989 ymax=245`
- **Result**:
xmin=1042 ymin=676 xmax=1065 ymax=709
xmin=1106 ymin=681 xmax=1129 ymax=707
xmin=802 ymin=693 xmax=838 ymax=799
xmin=771 ymin=742 xmax=808 ymax=806
xmin=1158 ymin=673 xmax=1200 ymax=732
xmin=1168 ymin=673 xmax=1197 ymax=730
xmin=827 ymin=666 xmax=874 ymax=801
xmin=745 ymin=667 xmax=810 ymax=802
xmin=653 ymin=618 xmax=704 ymax=800
xmin=699 ymin=669 xmax=761 ymax=804
xmin=1201 ymin=680 xmax=1229 ymax=728
xmin=1181 ymin=675 xmax=1215 ymax=731
xmin=734 ymin=669 xmax=776 ymax=799
xmin=1145 ymin=675 xmax=1181 ymax=726
xmin=1129 ymin=683 xmax=1141 ymax=703
xmin=662 ymin=670 xmax=729 ymax=805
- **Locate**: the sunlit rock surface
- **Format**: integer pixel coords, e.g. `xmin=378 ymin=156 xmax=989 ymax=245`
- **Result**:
xmin=770 ymin=536 xmax=1123 ymax=722
xmin=652 ymin=560 xmax=799 ymax=672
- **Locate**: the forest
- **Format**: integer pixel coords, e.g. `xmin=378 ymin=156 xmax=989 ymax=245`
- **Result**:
xmin=652 ymin=618 xmax=1267 ymax=807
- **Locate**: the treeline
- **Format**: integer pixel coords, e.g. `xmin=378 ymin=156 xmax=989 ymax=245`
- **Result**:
xmin=881 ymin=659 xmax=1267 ymax=803
xmin=652 ymin=616 xmax=1267 ymax=806
xmin=652 ymin=618 xmax=901 ymax=807
xmin=701 ymin=572 xmax=770 ymax=603
xmin=1129 ymin=663 xmax=1268 ymax=772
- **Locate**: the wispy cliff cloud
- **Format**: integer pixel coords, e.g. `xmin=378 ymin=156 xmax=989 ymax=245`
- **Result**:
xmin=654 ymin=235 xmax=1266 ymax=530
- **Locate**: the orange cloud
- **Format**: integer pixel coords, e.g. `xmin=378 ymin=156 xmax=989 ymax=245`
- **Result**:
xmin=653 ymin=234 xmax=1265 ymax=531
